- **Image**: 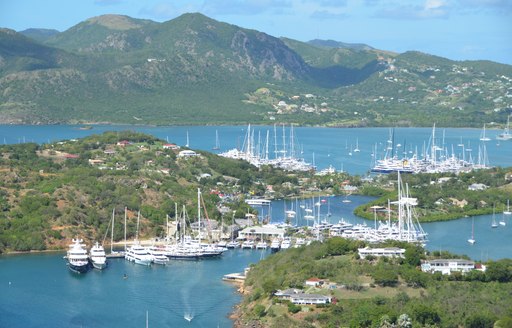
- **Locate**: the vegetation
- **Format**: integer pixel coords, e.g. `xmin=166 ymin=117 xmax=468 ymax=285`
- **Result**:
xmin=0 ymin=131 xmax=293 ymax=252
xmin=1 ymin=13 xmax=512 ymax=126
xmin=0 ymin=130 xmax=510 ymax=252
xmin=355 ymin=169 xmax=512 ymax=223
xmin=237 ymin=238 xmax=512 ymax=327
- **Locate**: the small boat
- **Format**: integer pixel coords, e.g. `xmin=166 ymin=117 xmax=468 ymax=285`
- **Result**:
xmin=468 ymin=218 xmax=476 ymax=244
xmin=479 ymin=124 xmax=491 ymax=141
xmin=241 ymin=240 xmax=255 ymax=249
xmin=226 ymin=241 xmax=240 ymax=249
xmin=491 ymin=207 xmax=498 ymax=228
xmin=216 ymin=240 xmax=228 ymax=248
xmin=280 ymin=238 xmax=291 ymax=250
xmin=496 ymin=115 xmax=511 ymax=141
xmin=354 ymin=138 xmax=360 ymax=153
xmin=66 ymin=238 xmax=89 ymax=273
xmin=499 ymin=215 xmax=506 ymax=226
xmin=212 ymin=130 xmax=221 ymax=150
xmin=504 ymin=200 xmax=511 ymax=215
xmin=256 ymin=241 xmax=268 ymax=249
xmin=89 ymin=241 xmax=107 ymax=270
xmin=270 ymin=239 xmax=280 ymax=253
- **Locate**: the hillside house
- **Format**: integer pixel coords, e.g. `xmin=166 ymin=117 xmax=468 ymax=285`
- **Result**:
xmin=421 ymin=259 xmax=478 ymax=275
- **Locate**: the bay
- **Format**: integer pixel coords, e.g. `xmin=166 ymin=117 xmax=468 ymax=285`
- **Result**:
xmin=0 ymin=249 xmax=269 ymax=328
xmin=1 ymin=125 xmax=511 ymax=175
xmin=0 ymin=124 xmax=511 ymax=326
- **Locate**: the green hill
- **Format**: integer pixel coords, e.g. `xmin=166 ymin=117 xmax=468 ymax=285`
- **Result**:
xmin=0 ymin=13 xmax=511 ymax=126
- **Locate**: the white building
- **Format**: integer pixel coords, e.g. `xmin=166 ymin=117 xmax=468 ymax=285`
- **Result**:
xmin=178 ymin=150 xmax=199 ymax=158
xmin=421 ymin=259 xmax=475 ymax=275
xmin=358 ymin=247 xmax=405 ymax=259
xmin=238 ymin=225 xmax=286 ymax=240
xmin=290 ymin=293 xmax=331 ymax=305
xmin=274 ymin=289 xmax=331 ymax=305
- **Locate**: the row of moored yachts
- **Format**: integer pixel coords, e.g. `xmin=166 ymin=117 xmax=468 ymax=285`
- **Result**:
xmin=65 ymin=236 xmax=297 ymax=273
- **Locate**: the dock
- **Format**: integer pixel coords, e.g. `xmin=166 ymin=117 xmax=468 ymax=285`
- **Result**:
xmin=106 ymin=252 xmax=125 ymax=259
xmin=222 ymin=267 xmax=250 ymax=283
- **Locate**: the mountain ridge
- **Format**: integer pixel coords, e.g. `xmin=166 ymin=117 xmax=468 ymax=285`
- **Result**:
xmin=1 ymin=13 xmax=511 ymax=127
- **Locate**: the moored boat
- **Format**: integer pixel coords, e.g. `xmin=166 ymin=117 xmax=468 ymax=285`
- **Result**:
xmin=125 ymin=242 xmax=153 ymax=266
xmin=66 ymin=238 xmax=89 ymax=273
xmin=89 ymin=241 xmax=107 ymax=270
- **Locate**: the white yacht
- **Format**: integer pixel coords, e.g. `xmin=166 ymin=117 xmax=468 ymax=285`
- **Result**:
xmin=89 ymin=241 xmax=107 ymax=270
xmin=294 ymin=238 xmax=306 ymax=248
xmin=280 ymin=238 xmax=292 ymax=250
xmin=270 ymin=239 xmax=281 ymax=253
xmin=66 ymin=238 xmax=89 ymax=273
xmin=241 ymin=240 xmax=255 ymax=249
xmin=256 ymin=241 xmax=268 ymax=249
xmin=226 ymin=240 xmax=240 ymax=249
xmin=125 ymin=242 xmax=153 ymax=266
xmin=147 ymin=246 xmax=169 ymax=265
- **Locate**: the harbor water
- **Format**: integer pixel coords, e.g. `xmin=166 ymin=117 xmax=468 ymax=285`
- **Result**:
xmin=1 ymin=125 xmax=511 ymax=175
xmin=0 ymin=125 xmax=511 ymax=326
xmin=0 ymin=249 xmax=269 ymax=328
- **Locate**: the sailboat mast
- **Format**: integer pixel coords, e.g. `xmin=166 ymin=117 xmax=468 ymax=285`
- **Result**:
xmin=124 ymin=207 xmax=127 ymax=251
xmin=111 ymin=207 xmax=115 ymax=253
xmin=265 ymin=130 xmax=270 ymax=160
xmin=136 ymin=210 xmax=140 ymax=241
xmin=197 ymin=188 xmax=201 ymax=240
xmin=282 ymin=124 xmax=286 ymax=158
xmin=273 ymin=124 xmax=278 ymax=159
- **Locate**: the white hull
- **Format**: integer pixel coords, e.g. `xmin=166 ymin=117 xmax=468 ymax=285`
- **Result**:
xmin=92 ymin=260 xmax=108 ymax=270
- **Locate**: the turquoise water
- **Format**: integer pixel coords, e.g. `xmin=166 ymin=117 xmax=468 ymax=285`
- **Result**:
xmin=0 ymin=249 xmax=269 ymax=328
xmin=0 ymin=197 xmax=510 ymax=328
xmin=0 ymin=125 xmax=510 ymax=326
xmin=1 ymin=125 xmax=510 ymax=175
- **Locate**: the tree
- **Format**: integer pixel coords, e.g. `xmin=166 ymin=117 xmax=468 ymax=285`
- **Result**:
xmin=253 ymin=304 xmax=266 ymax=318
xmin=465 ymin=313 xmax=495 ymax=328
xmin=372 ymin=264 xmax=399 ymax=287
xmin=403 ymin=245 xmax=424 ymax=267
xmin=411 ymin=304 xmax=440 ymax=326
xmin=486 ymin=260 xmax=512 ymax=282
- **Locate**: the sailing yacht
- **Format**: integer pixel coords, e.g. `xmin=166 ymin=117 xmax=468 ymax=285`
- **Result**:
xmin=496 ymin=115 xmax=511 ymax=141
xmin=89 ymin=241 xmax=107 ymax=270
xmin=479 ymin=124 xmax=491 ymax=141
xmin=468 ymin=218 xmax=476 ymax=244
xmin=504 ymin=200 xmax=511 ymax=215
xmin=354 ymin=138 xmax=360 ymax=152
xmin=491 ymin=207 xmax=498 ymax=228
xmin=499 ymin=214 xmax=507 ymax=226
xmin=212 ymin=130 xmax=220 ymax=150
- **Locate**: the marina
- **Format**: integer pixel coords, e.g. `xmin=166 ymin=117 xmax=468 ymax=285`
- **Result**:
xmin=1 ymin=125 xmax=511 ymax=176
xmin=0 ymin=124 xmax=511 ymax=327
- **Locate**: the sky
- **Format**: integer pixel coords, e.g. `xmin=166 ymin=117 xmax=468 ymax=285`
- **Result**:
xmin=1 ymin=0 xmax=511 ymax=65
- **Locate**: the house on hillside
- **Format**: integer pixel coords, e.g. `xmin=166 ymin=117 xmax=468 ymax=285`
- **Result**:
xmin=421 ymin=259 xmax=479 ymax=275
xmin=178 ymin=150 xmax=199 ymax=158
xmin=305 ymin=278 xmax=323 ymax=287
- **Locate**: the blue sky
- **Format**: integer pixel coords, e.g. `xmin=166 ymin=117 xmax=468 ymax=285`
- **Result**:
xmin=1 ymin=0 xmax=511 ymax=64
